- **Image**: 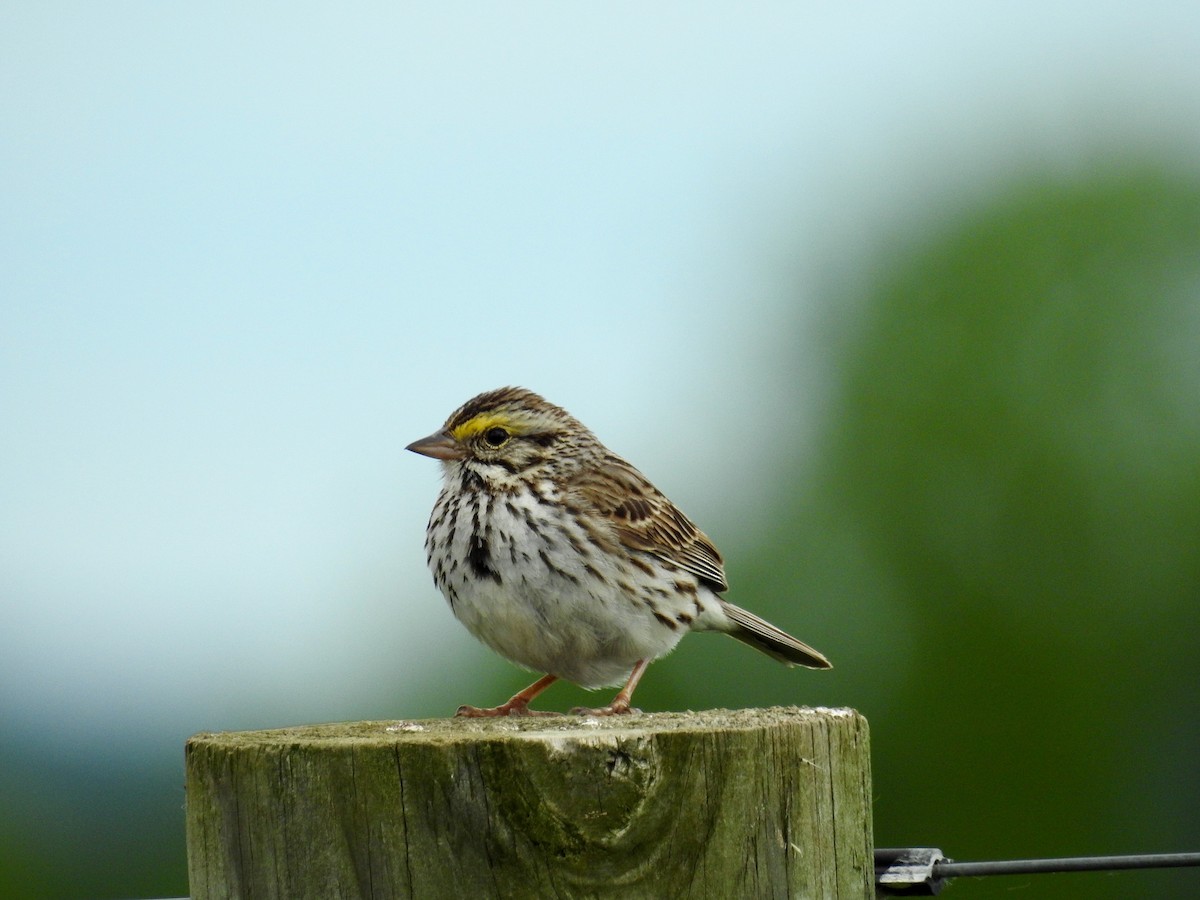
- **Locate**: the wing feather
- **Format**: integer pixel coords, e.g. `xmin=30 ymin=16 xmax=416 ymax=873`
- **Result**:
xmin=569 ymin=457 xmax=728 ymax=592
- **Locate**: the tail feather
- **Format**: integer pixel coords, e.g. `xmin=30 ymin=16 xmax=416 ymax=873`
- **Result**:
xmin=720 ymin=601 xmax=832 ymax=669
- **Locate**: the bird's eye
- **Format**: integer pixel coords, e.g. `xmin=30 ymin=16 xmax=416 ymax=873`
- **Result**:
xmin=483 ymin=426 xmax=509 ymax=447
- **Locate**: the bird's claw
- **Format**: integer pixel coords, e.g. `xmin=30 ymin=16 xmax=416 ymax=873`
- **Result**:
xmin=455 ymin=702 xmax=559 ymax=718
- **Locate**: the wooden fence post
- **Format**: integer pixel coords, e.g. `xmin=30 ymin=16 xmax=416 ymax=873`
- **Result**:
xmin=186 ymin=706 xmax=872 ymax=899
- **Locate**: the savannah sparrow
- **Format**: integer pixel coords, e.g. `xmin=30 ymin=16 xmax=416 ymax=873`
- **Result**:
xmin=407 ymin=387 xmax=831 ymax=717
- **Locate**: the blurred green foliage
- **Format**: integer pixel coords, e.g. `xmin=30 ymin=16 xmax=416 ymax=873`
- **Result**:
xmin=0 ymin=735 xmax=186 ymax=899
xmin=4 ymin=162 xmax=1198 ymax=899
xmin=845 ymin=166 xmax=1197 ymax=897
xmin=686 ymin=162 xmax=1200 ymax=898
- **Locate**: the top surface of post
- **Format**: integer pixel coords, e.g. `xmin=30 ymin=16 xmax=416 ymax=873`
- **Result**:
xmin=188 ymin=704 xmax=861 ymax=747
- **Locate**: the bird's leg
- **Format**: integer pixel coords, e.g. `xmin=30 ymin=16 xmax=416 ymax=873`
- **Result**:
xmin=456 ymin=673 xmax=560 ymax=717
xmin=571 ymin=659 xmax=650 ymax=716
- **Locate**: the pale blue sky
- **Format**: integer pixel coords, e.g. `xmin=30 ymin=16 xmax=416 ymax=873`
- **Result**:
xmin=3 ymin=3 xmax=1200 ymax=749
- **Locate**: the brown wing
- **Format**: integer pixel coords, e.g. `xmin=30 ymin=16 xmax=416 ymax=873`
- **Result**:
xmin=570 ymin=457 xmax=728 ymax=592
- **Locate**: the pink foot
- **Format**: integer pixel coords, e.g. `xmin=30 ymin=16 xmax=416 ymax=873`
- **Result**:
xmin=455 ymin=699 xmax=559 ymax=718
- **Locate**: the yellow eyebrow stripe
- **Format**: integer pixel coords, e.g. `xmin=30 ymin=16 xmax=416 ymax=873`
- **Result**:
xmin=450 ymin=414 xmax=518 ymax=442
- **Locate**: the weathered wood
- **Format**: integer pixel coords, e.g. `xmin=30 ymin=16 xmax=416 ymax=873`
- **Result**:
xmin=186 ymin=706 xmax=872 ymax=899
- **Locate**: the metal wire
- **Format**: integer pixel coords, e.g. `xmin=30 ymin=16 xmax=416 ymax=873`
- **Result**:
xmin=875 ymin=848 xmax=1200 ymax=894
xmin=936 ymin=851 xmax=1200 ymax=878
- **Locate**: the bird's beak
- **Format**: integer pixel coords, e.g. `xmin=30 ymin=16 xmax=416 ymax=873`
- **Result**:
xmin=406 ymin=429 xmax=465 ymax=461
